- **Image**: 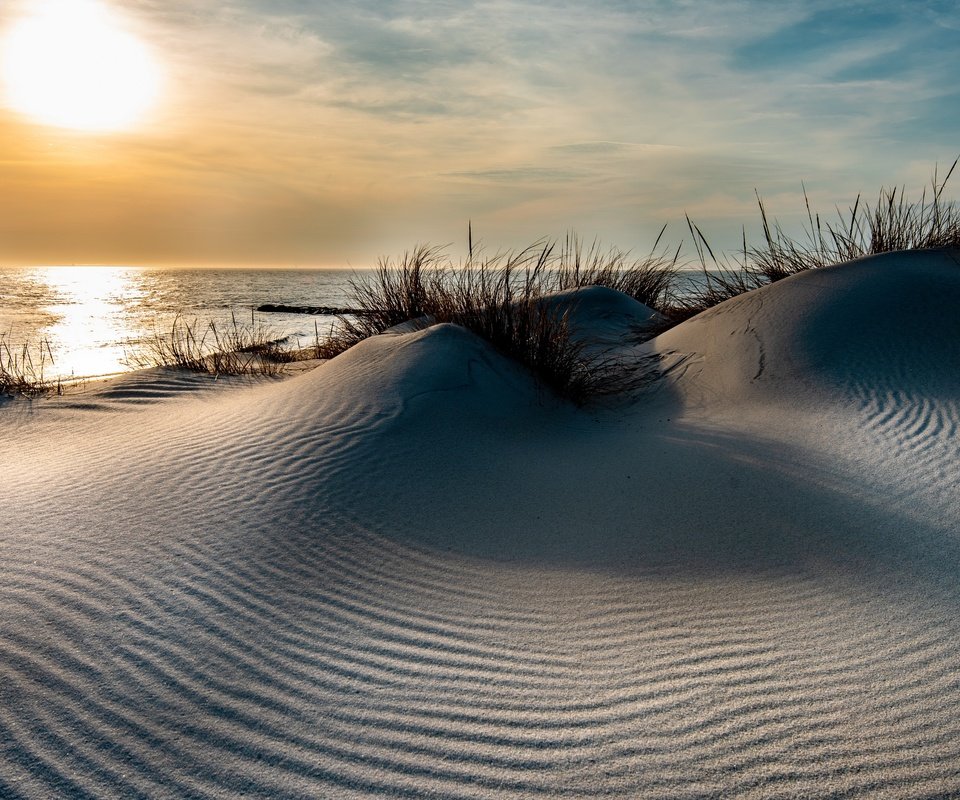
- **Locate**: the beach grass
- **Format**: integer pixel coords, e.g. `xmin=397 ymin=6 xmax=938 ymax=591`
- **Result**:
xmin=750 ymin=157 xmax=960 ymax=281
xmin=553 ymin=227 xmax=680 ymax=312
xmin=320 ymin=160 xmax=959 ymax=398
xmin=0 ymin=338 xmax=63 ymax=397
xmin=659 ymin=158 xmax=960 ymax=317
xmin=435 ymin=245 xmax=648 ymax=403
xmin=333 ymin=244 xmax=447 ymax=347
xmin=661 ymin=219 xmax=765 ymax=321
xmin=7 ymin=162 xmax=957 ymax=397
xmin=127 ymin=313 xmax=296 ymax=377
xmin=326 ymin=243 xmax=662 ymax=403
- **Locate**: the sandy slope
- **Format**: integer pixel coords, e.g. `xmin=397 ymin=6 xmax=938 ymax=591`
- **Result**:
xmin=2 ymin=249 xmax=960 ymax=798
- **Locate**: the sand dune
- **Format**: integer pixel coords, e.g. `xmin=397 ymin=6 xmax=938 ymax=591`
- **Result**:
xmin=3 ymin=249 xmax=960 ymax=797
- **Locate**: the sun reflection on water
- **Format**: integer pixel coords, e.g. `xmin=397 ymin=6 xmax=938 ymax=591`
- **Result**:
xmin=1 ymin=265 xmax=357 ymax=383
xmin=7 ymin=266 xmax=146 ymax=380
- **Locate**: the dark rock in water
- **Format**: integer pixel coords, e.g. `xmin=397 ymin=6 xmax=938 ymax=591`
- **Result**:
xmin=257 ymin=303 xmax=374 ymax=316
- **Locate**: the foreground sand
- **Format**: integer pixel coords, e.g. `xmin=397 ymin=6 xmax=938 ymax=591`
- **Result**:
xmin=2 ymin=249 xmax=960 ymax=797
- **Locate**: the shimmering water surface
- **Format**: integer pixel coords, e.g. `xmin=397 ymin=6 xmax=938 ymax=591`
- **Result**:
xmin=2 ymin=265 xmax=703 ymax=382
xmin=0 ymin=267 xmax=363 ymax=380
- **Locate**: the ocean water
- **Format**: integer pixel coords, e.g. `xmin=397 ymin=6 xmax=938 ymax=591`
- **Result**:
xmin=1 ymin=265 xmax=706 ymax=382
xmin=0 ymin=266 xmax=365 ymax=380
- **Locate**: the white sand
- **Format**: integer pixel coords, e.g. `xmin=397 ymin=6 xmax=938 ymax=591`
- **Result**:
xmin=2 ymin=248 xmax=960 ymax=797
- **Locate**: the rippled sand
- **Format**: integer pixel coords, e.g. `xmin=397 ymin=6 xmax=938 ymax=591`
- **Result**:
xmin=2 ymin=249 xmax=960 ymax=797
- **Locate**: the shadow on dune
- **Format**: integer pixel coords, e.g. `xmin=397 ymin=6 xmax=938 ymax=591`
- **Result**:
xmin=309 ymin=374 xmax=960 ymax=607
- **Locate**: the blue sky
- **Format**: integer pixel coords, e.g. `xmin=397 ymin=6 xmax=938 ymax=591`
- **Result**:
xmin=0 ymin=0 xmax=957 ymax=266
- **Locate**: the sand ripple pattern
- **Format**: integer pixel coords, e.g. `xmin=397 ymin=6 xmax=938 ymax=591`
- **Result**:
xmin=853 ymin=385 xmax=960 ymax=457
xmin=833 ymin=311 xmax=960 ymax=517
xmin=860 ymin=388 xmax=960 ymax=460
xmin=4 ymin=511 xmax=960 ymax=799
xmin=4 ymin=354 xmax=960 ymax=797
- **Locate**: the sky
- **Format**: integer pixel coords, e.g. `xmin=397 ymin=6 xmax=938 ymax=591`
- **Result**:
xmin=0 ymin=0 xmax=957 ymax=268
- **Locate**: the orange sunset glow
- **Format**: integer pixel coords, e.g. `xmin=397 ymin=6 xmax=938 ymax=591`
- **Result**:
xmin=0 ymin=0 xmax=956 ymax=268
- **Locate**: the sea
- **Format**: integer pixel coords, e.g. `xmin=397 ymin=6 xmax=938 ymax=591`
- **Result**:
xmin=1 ymin=265 xmax=705 ymax=382
xmin=0 ymin=266 xmax=368 ymax=381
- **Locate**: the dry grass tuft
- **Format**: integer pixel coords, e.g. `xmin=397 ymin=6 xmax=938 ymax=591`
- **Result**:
xmin=659 ymin=218 xmax=764 ymax=322
xmin=323 ymin=242 xmax=665 ymax=403
xmin=1 ymin=337 xmax=63 ymax=397
xmin=330 ymin=244 xmax=447 ymax=352
xmin=750 ymin=157 xmax=960 ymax=281
xmin=554 ymin=227 xmax=680 ymax=312
xmin=126 ymin=313 xmax=295 ymax=376
xmin=433 ymin=244 xmax=593 ymax=401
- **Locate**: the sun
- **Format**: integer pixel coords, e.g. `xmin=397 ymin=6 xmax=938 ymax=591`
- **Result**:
xmin=1 ymin=0 xmax=162 ymax=132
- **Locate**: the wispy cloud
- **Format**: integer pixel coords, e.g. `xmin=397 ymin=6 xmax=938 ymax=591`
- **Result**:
xmin=552 ymin=142 xmax=684 ymax=155
xmin=444 ymin=167 xmax=585 ymax=183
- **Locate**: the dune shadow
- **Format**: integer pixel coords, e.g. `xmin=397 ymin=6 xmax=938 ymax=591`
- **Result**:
xmin=316 ymin=380 xmax=960 ymax=609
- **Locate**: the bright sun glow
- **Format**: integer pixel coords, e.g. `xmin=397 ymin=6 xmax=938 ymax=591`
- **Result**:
xmin=1 ymin=0 xmax=162 ymax=132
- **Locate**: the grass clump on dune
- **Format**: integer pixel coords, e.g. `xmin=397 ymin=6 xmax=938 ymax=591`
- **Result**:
xmin=553 ymin=227 xmax=680 ymax=312
xmin=328 ymin=243 xmax=666 ymax=403
xmin=1 ymin=338 xmax=63 ymax=397
xmin=750 ymin=157 xmax=960 ymax=282
xmin=664 ymin=157 xmax=960 ymax=317
xmin=663 ymin=219 xmax=765 ymax=321
xmin=333 ymin=244 xmax=447 ymax=346
xmin=439 ymin=248 xmax=595 ymax=401
xmin=183 ymin=160 xmax=960 ymax=399
xmin=127 ymin=313 xmax=297 ymax=377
